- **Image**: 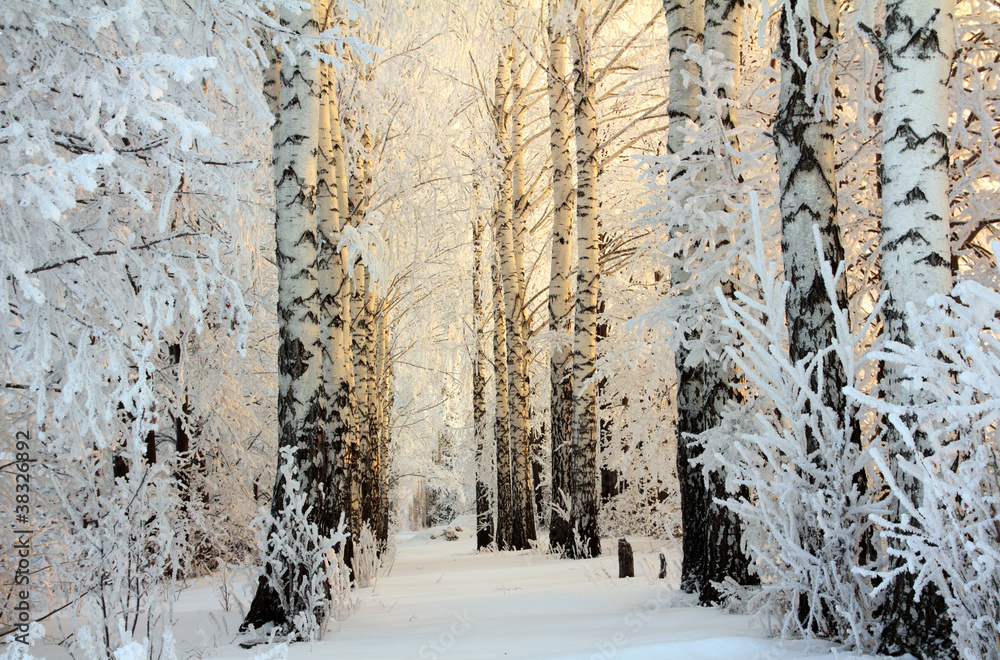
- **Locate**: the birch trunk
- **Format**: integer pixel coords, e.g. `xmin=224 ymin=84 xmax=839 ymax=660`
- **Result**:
xmin=776 ymin=0 xmax=848 ymax=450
xmin=244 ymin=0 xmax=324 ymax=630
xmin=347 ymin=115 xmax=369 ymax=541
xmin=695 ymin=0 xmax=758 ymax=607
xmin=473 ymin=211 xmax=495 ymax=549
xmin=546 ymin=0 xmax=575 ymax=553
xmin=877 ymin=1 xmax=955 ymax=655
xmin=374 ymin=306 xmax=390 ymax=546
xmin=317 ymin=58 xmax=352 ymax=538
xmin=775 ymin=0 xmax=867 ymax=626
xmin=663 ymin=0 xmax=706 ymax=592
xmin=493 ymin=258 xmax=513 ymax=550
xmin=567 ymin=0 xmax=601 ymax=559
xmin=359 ymin=126 xmax=382 ymax=541
xmin=331 ymin=80 xmax=361 ymax=545
xmin=508 ymin=48 xmax=536 ymax=549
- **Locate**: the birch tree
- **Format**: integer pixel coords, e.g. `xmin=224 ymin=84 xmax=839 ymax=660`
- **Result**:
xmin=493 ymin=259 xmax=514 ymax=550
xmin=243 ymin=0 xmax=328 ymax=633
xmin=317 ymin=52 xmax=354 ymax=542
xmin=546 ymin=0 xmax=576 ymax=553
xmin=874 ymin=1 xmax=957 ymax=656
xmin=774 ymin=0 xmax=877 ymax=631
xmin=473 ymin=209 xmax=495 ymax=549
xmin=663 ymin=0 xmax=708 ymax=591
xmin=693 ymin=0 xmax=756 ymax=605
xmin=508 ymin=45 xmax=538 ymax=550
xmin=567 ymin=0 xmax=601 ymax=559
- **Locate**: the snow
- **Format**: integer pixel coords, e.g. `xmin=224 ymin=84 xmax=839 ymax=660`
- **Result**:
xmin=15 ymin=516 xmax=896 ymax=660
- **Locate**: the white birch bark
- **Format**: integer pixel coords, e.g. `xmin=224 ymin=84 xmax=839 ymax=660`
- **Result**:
xmin=693 ymin=0 xmax=756 ymax=606
xmin=492 ymin=257 xmax=513 ymax=550
xmin=546 ymin=0 xmax=575 ymax=553
xmin=568 ymin=0 xmax=601 ymax=559
xmin=272 ymin=0 xmax=324 ymax=583
xmin=877 ymin=1 xmax=956 ymax=655
xmin=776 ymin=0 xmax=847 ymax=420
xmin=473 ymin=210 xmax=494 ymax=549
xmin=245 ymin=0 xmax=324 ymax=629
xmin=330 ymin=76 xmax=361 ymax=542
xmin=318 ymin=57 xmax=352 ymax=535
xmin=665 ymin=0 xmax=703 ymax=158
xmin=664 ymin=0 xmax=705 ymax=590
xmin=509 ymin=47 xmax=536 ymax=549
xmin=703 ymin=0 xmax=740 ymax=133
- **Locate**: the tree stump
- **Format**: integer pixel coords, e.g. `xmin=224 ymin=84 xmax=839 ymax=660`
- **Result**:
xmin=618 ymin=538 xmax=634 ymax=578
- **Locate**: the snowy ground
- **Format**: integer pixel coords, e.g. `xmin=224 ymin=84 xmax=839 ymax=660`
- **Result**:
xmin=21 ymin=518 xmax=892 ymax=660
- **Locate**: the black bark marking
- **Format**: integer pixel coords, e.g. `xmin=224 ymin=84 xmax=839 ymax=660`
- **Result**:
xmin=916 ymin=251 xmax=949 ymax=268
xmin=899 ymin=186 xmax=928 ymax=205
xmin=883 ymin=228 xmax=931 ymax=253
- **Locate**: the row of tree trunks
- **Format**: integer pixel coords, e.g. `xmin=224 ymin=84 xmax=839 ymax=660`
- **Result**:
xmin=490 ymin=38 xmax=538 ymax=551
xmin=244 ymin=0 xmax=395 ymax=631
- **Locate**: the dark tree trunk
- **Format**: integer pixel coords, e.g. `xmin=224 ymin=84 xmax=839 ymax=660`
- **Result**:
xmin=676 ymin=352 xmax=756 ymax=603
xmin=473 ymin=209 xmax=495 ymax=550
xmin=618 ymin=539 xmax=634 ymax=578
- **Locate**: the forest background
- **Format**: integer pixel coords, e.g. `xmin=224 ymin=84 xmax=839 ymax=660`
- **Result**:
xmin=1 ymin=0 xmax=999 ymax=659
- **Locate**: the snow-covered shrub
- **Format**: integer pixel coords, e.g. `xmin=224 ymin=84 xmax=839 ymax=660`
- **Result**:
xmin=597 ymin=318 xmax=679 ymax=538
xmin=53 ymin=442 xmax=184 ymax=659
xmin=1 ymin=623 xmax=45 ymax=660
xmin=351 ymin=524 xmax=381 ymax=589
xmin=73 ymin=623 xmax=178 ymax=660
xmin=849 ymin=246 xmax=1000 ymax=659
xmin=706 ymin=201 xmax=884 ymax=647
xmin=325 ymin=542 xmax=354 ymax=621
xmin=251 ymin=446 xmax=348 ymax=641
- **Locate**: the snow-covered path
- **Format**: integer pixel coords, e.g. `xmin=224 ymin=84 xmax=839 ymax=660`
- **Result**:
xmin=29 ymin=520 xmax=883 ymax=660
xmin=205 ymin=522 xmax=867 ymax=660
